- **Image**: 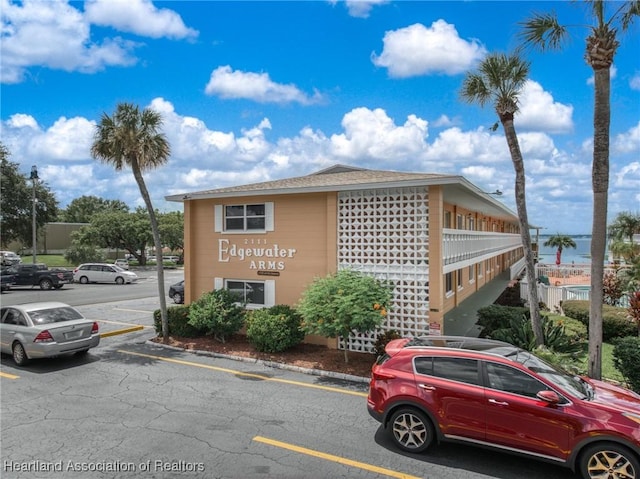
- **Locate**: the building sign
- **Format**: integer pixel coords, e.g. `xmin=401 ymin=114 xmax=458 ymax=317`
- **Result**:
xmin=218 ymin=239 xmax=297 ymax=271
xmin=257 ymin=271 xmax=280 ymax=276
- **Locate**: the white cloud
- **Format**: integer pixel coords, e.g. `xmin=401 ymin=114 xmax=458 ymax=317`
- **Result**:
xmin=615 ymin=162 xmax=640 ymax=189
xmin=1 ymin=114 xmax=95 ymax=160
xmin=1 ymin=0 xmax=137 ymax=83
xmin=330 ymin=107 xmax=429 ymax=161
xmin=371 ymin=20 xmax=487 ymax=77
xmin=204 ymin=65 xmax=323 ymax=105
xmin=517 ymin=81 xmax=574 ymax=134
xmin=342 ymin=0 xmax=389 ymax=18
xmin=630 ymin=72 xmax=640 ymax=90
xmin=425 ymin=127 xmax=509 ymax=164
xmin=613 ymin=121 xmax=640 ymax=154
xmin=84 ymin=0 xmax=198 ymax=40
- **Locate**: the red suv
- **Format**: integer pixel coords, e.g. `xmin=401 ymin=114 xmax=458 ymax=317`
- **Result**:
xmin=367 ymin=336 xmax=640 ymax=479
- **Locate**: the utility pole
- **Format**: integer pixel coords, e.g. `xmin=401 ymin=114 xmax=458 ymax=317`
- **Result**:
xmin=30 ymin=165 xmax=39 ymax=264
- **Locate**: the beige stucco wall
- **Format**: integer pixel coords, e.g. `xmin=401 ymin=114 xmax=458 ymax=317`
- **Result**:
xmin=183 ymin=192 xmax=339 ymax=346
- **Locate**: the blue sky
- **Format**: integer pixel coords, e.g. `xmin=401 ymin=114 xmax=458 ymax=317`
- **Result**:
xmin=1 ymin=0 xmax=639 ymax=235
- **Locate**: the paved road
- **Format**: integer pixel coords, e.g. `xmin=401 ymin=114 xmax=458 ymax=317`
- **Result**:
xmin=0 ymin=285 xmax=575 ymax=479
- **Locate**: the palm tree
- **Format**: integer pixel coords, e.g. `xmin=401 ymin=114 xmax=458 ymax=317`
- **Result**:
xmin=608 ymin=211 xmax=640 ymax=262
xmin=520 ymin=1 xmax=639 ymax=379
xmin=543 ymin=234 xmax=577 ymax=265
xmin=461 ymin=52 xmax=543 ymax=347
xmin=91 ymin=103 xmax=171 ymax=342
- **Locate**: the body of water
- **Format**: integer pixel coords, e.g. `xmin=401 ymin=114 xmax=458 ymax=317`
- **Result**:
xmin=537 ymin=235 xmax=598 ymax=265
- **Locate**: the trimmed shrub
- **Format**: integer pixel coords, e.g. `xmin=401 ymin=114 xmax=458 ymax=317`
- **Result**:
xmin=246 ymin=305 xmax=305 ymax=353
xmin=153 ymin=305 xmax=201 ymax=337
xmin=476 ymin=305 xmax=529 ymax=338
xmin=561 ymin=300 xmax=636 ymax=341
xmin=613 ymin=336 xmax=640 ymax=393
xmin=188 ymin=289 xmax=245 ymax=343
xmin=372 ymin=329 xmax=403 ymax=356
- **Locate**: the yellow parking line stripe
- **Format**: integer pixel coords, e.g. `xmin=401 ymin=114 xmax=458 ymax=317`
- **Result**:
xmin=118 ymin=349 xmax=367 ymax=397
xmin=253 ymin=436 xmax=421 ymax=479
xmin=97 ymin=319 xmax=153 ymax=328
xmin=0 ymin=371 xmax=20 ymax=379
xmin=101 ymin=326 xmax=144 ymax=338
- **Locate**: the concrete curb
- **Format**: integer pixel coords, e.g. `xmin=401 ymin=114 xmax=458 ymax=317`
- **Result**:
xmin=146 ymin=340 xmax=370 ymax=384
xmin=101 ymin=325 xmax=144 ymax=338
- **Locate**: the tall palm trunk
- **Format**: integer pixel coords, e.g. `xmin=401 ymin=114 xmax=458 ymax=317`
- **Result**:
xmin=502 ymin=115 xmax=544 ymax=346
xmin=131 ymin=160 xmax=169 ymax=343
xmin=588 ymin=65 xmax=611 ymax=379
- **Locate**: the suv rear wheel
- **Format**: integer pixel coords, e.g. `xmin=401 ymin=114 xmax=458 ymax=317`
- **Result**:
xmin=579 ymin=442 xmax=639 ymax=479
xmin=388 ymin=407 xmax=434 ymax=453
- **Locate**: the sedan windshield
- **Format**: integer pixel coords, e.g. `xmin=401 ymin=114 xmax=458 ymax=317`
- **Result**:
xmin=512 ymin=350 xmax=588 ymax=399
xmin=29 ymin=307 xmax=84 ymax=325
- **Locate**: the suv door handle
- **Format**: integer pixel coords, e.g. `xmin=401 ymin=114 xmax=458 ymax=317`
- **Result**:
xmin=418 ymin=384 xmax=436 ymax=391
xmin=488 ymin=398 xmax=509 ymax=406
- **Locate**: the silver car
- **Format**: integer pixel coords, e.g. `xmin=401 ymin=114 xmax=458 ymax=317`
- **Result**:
xmin=0 ymin=302 xmax=100 ymax=366
xmin=73 ymin=263 xmax=138 ymax=284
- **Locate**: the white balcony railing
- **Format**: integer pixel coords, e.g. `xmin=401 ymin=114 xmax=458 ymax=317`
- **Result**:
xmin=442 ymin=229 xmax=522 ymax=274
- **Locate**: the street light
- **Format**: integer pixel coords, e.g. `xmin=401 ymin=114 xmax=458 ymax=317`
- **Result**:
xmin=30 ymin=165 xmax=39 ymax=264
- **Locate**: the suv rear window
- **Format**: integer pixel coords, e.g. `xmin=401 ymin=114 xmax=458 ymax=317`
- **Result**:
xmin=415 ymin=356 xmax=480 ymax=385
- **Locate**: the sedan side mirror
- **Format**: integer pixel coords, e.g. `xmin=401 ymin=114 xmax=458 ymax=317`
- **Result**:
xmin=536 ymin=390 xmax=561 ymax=404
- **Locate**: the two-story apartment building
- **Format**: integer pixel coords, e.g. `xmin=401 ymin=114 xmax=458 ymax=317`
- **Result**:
xmin=166 ymin=165 xmax=524 ymax=352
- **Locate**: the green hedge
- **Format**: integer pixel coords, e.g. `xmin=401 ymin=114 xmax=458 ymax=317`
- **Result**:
xmin=613 ymin=336 xmax=640 ymax=393
xmin=561 ymin=300 xmax=636 ymax=341
xmin=476 ymin=305 xmax=530 ymax=338
xmin=153 ymin=305 xmax=202 ymax=338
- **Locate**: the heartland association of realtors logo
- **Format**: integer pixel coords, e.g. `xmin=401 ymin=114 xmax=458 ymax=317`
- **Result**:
xmin=218 ymin=239 xmax=297 ymax=271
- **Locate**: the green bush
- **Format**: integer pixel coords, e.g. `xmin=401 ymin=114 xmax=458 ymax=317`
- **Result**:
xmin=476 ymin=305 xmax=529 ymax=338
xmin=372 ymin=329 xmax=403 ymax=356
xmin=246 ymin=305 xmax=305 ymax=353
xmin=153 ymin=305 xmax=201 ymax=337
xmin=561 ymin=300 xmax=636 ymax=341
xmin=613 ymin=336 xmax=640 ymax=393
xmin=187 ymin=289 xmax=245 ymax=343
xmin=490 ymin=315 xmax=585 ymax=355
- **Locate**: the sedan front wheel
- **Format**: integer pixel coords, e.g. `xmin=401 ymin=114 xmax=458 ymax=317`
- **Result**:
xmin=579 ymin=442 xmax=639 ymax=479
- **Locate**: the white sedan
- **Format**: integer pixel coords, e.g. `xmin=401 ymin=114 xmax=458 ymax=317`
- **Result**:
xmin=0 ymin=302 xmax=100 ymax=366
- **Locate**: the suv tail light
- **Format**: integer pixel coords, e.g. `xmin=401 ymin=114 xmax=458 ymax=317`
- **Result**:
xmin=91 ymin=322 xmax=99 ymax=334
xmin=34 ymin=330 xmax=54 ymax=343
xmin=372 ymin=370 xmax=396 ymax=381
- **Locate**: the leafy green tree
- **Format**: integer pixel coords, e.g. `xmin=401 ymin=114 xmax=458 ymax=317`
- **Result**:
xmin=158 ymin=211 xmax=184 ymax=253
xmin=59 ymin=195 xmax=129 ymax=223
xmin=543 ymin=234 xmax=577 ymax=265
xmin=519 ymin=0 xmax=639 ymax=380
xmin=1 ymin=143 xmax=59 ymax=249
xmin=297 ymin=269 xmax=393 ymax=363
xmin=91 ymin=103 xmax=171 ymax=342
xmin=460 ymin=52 xmax=543 ymax=347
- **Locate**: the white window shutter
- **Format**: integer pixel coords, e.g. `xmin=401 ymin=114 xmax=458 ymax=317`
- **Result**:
xmin=214 ymin=277 xmax=224 ymax=290
xmin=265 ymin=202 xmax=274 ymax=231
xmin=264 ymin=280 xmax=275 ymax=306
xmin=214 ymin=205 xmax=223 ymax=232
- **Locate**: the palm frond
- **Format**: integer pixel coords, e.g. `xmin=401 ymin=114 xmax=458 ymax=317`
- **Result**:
xmin=519 ymin=12 xmax=568 ymax=51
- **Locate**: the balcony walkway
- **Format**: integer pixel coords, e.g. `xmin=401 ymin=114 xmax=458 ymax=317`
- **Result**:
xmin=443 ymin=270 xmax=512 ymax=337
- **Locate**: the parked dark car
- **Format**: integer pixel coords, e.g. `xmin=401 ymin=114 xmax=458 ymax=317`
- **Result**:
xmin=3 ymin=263 xmax=74 ymax=290
xmin=169 ymin=280 xmax=184 ymax=304
xmin=1 ymin=270 xmax=16 ymax=292
xmin=367 ymin=335 xmax=640 ymax=479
